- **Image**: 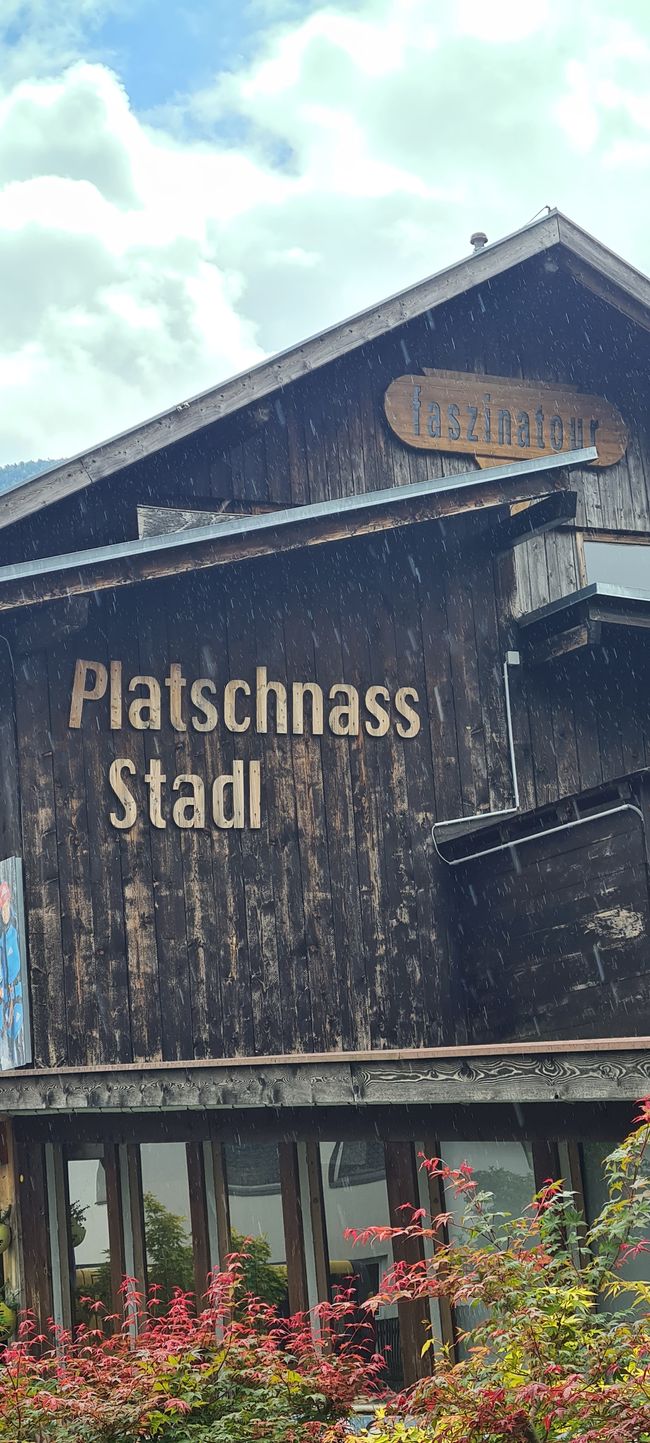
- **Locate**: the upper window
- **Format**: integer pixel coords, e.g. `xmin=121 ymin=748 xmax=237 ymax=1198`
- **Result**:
xmin=583 ymin=538 xmax=650 ymax=591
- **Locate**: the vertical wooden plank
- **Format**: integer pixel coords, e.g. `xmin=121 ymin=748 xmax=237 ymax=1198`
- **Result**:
xmin=279 ymin=1140 xmax=309 ymax=1316
xmin=421 ymin=1137 xmax=456 ymax=1359
xmin=199 ymin=590 xmax=254 ymax=1059
xmin=283 ymin=569 xmax=340 ymax=1052
xmin=167 ymin=581 xmax=224 ymax=1060
xmin=48 ymin=1144 xmax=74 ymax=1333
xmin=136 ymin=588 xmax=192 ymax=1061
xmin=384 ymin=1141 xmax=432 ymax=1387
xmin=126 ymin=1145 xmax=147 ymax=1303
xmin=532 ymin=1139 xmax=561 ymax=1190
xmin=573 ymin=650 xmax=604 ymax=794
xmin=442 ymin=533 xmax=489 ymax=815
xmin=363 ymin=540 xmax=423 ymax=1047
xmin=110 ymin=594 xmax=162 ymax=1062
xmin=285 ymin=391 xmax=309 ymax=505
xmin=224 ymin=567 xmax=283 ymax=1055
xmin=0 ymin=645 xmax=21 ymax=861
xmin=15 ymin=650 xmax=67 ymax=1067
xmin=306 ymin=549 xmax=369 ymax=1050
xmin=104 ymin=1144 xmax=127 ymax=1318
xmin=253 ymin=562 xmax=310 ymax=1053
xmin=47 ymin=641 xmax=100 ymax=1067
xmin=186 ymin=1141 xmax=210 ymax=1306
xmin=391 ymin=535 xmax=454 ymax=1041
xmin=264 ymin=404 xmax=293 ymax=507
xmin=209 ymin=1141 xmax=232 ymax=1265
xmin=305 ymin=1140 xmax=331 ymax=1304
xmin=79 ymin=624 xmax=132 ymax=1064
xmin=14 ymin=1126 xmax=53 ymax=1333
xmin=337 ymin=561 xmax=390 ymax=1047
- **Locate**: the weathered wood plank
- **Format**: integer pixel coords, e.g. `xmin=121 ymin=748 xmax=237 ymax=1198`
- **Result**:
xmin=14 ymin=650 xmax=67 ymax=1067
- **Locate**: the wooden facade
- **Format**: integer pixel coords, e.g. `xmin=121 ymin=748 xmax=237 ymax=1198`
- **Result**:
xmin=2 ymin=212 xmax=650 ymax=1373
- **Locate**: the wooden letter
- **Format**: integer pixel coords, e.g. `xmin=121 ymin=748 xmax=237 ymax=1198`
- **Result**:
xmin=212 ymin=761 xmax=245 ymax=829
xmin=69 ymin=659 xmax=108 ymax=728
xmin=224 ymin=680 xmax=250 ymax=733
xmin=394 ymin=686 xmax=421 ymax=738
xmin=249 ymin=761 xmax=261 ymax=828
xmin=328 ymin=684 xmax=359 ymax=736
xmin=172 ymin=774 xmax=206 ymax=829
xmin=256 ymin=666 xmax=288 ymax=734
xmin=110 ymin=660 xmax=123 ymax=730
xmin=144 ymin=757 xmax=167 ymax=828
xmin=190 ymin=678 xmax=218 ymax=732
xmin=291 ymin=681 xmax=324 ymax=735
xmin=108 ymin=759 xmax=137 ymax=830
xmin=364 ymin=684 xmax=390 ymax=736
xmin=128 ymin=676 xmax=162 ymax=730
xmin=164 ymin=664 xmax=187 ymax=731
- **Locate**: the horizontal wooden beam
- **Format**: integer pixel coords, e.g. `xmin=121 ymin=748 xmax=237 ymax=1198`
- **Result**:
xmin=0 ymin=460 xmax=583 ymax=616
xmin=1 ymin=1044 xmax=650 ymax=1113
xmin=527 ymin=619 xmax=601 ymax=666
xmin=492 ymin=490 xmax=577 ymax=551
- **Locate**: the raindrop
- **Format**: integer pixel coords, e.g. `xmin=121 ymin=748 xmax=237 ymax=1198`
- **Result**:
xmin=593 ymin=943 xmax=605 ymax=981
xmin=400 ymin=340 xmax=411 ymax=366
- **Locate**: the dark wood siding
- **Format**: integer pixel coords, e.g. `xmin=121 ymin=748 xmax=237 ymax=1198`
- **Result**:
xmin=7 ymin=517 xmax=650 ymax=1068
xmin=4 ymin=258 xmax=650 ymax=1067
xmin=457 ymin=803 xmax=650 ymax=1043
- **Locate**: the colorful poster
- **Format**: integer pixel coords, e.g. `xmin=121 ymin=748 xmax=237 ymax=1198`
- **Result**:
xmin=0 ymin=858 xmax=31 ymax=1070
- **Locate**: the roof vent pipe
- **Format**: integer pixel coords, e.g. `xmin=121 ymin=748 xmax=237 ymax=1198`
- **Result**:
xmin=470 ymin=231 xmax=488 ymax=253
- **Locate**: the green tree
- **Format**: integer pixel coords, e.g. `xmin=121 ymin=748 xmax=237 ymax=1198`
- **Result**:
xmin=143 ymin=1191 xmax=194 ymax=1305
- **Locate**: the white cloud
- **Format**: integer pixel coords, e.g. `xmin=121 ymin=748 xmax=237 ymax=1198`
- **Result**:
xmin=2 ymin=0 xmax=650 ymax=462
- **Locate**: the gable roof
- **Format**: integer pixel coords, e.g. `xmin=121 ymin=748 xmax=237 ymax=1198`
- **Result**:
xmin=2 ymin=209 xmax=649 ymax=534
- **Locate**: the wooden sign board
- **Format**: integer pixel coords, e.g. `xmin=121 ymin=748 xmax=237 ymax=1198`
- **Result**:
xmin=384 ymin=368 xmax=627 ymax=469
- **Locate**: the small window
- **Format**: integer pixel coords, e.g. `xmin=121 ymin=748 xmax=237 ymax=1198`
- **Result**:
xmin=583 ymin=538 xmax=650 ymax=591
xmin=327 ymin=1139 xmax=386 ymax=1189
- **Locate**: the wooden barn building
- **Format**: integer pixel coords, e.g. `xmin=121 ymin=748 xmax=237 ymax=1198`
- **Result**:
xmin=1 ymin=209 xmax=650 ymax=1378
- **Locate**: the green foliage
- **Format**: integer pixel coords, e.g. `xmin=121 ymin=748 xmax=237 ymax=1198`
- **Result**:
xmin=144 ymin=1192 xmax=195 ymax=1305
xmin=347 ymin=1101 xmax=650 ymax=1442
xmin=0 ymin=1263 xmax=378 ymax=1442
xmin=230 ymin=1227 xmax=288 ymax=1310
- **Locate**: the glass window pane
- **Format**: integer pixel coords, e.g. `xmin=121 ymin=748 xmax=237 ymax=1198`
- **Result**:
xmin=68 ymin=1152 xmax=111 ymax=1323
xmin=140 ymin=1142 xmax=193 ymax=1303
xmin=582 ymin=1140 xmax=650 ymax=1313
xmin=320 ymin=1140 xmax=403 ymax=1387
xmin=224 ymin=1141 xmax=289 ymax=1313
xmin=584 ymin=540 xmax=650 ymax=591
xmin=437 ymin=1140 xmax=535 ymax=1350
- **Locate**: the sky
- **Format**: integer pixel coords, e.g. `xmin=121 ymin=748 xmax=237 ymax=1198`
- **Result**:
xmin=1 ymin=0 xmax=650 ymax=464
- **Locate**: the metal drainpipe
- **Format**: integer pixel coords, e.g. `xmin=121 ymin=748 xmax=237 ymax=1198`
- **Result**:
xmin=432 ymin=652 xmax=647 ymax=867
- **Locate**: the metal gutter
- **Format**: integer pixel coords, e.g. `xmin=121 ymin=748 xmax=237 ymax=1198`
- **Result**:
xmin=518 ymin=580 xmax=650 ymax=627
xmin=0 ymin=446 xmax=596 ymax=593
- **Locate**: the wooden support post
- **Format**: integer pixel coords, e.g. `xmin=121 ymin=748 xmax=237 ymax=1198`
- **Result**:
xmin=186 ymin=1141 xmax=211 ymax=1306
xmin=385 ymin=1141 xmax=432 ymax=1387
xmin=532 ymin=1138 xmax=562 ymax=1191
xmin=104 ymin=1145 xmax=127 ymax=1321
xmin=13 ymin=1127 xmax=53 ymax=1334
xmin=44 ymin=1143 xmax=74 ymax=1333
xmin=0 ymin=1121 xmax=22 ymax=1308
xmin=305 ymin=1140 xmax=331 ymax=1305
xmin=126 ymin=1144 xmax=147 ymax=1303
xmin=208 ymin=1140 xmax=232 ymax=1266
xmin=279 ymin=1140 xmax=309 ymax=1316
xmin=421 ymin=1135 xmax=456 ymax=1360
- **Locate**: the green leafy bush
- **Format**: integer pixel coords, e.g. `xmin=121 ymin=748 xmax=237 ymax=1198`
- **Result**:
xmin=348 ymin=1101 xmax=650 ymax=1442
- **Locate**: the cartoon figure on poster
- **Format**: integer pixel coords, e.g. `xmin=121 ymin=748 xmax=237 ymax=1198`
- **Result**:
xmin=0 ymin=859 xmax=30 ymax=1069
